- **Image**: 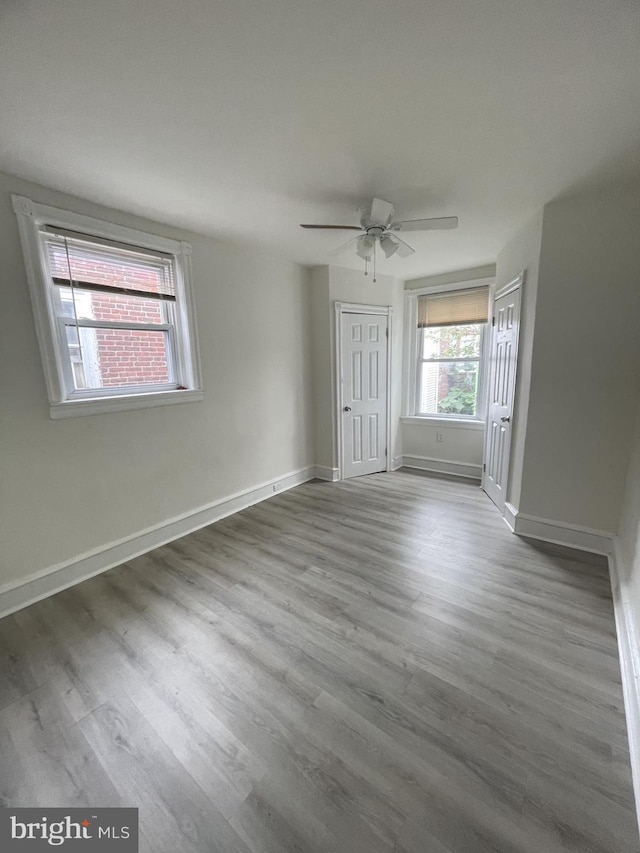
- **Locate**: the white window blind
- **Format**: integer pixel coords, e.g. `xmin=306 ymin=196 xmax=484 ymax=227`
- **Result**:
xmin=43 ymin=226 xmax=176 ymax=302
xmin=417 ymin=286 xmax=489 ymax=328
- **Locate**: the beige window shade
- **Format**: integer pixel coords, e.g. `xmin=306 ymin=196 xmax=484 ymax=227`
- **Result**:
xmin=417 ymin=287 xmax=489 ymax=328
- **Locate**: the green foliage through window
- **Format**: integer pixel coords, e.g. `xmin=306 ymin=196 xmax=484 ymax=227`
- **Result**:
xmin=418 ymin=324 xmax=482 ymax=417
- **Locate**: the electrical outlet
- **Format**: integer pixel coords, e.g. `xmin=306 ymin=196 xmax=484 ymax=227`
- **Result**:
xmin=436 ymin=431 xmax=444 ymax=442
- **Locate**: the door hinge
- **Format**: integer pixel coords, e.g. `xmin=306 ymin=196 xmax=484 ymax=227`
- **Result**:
xmin=483 ymin=463 xmax=486 ymax=472
xmin=386 ymin=327 xmax=389 ymax=338
xmin=492 ymin=316 xmax=495 ymax=327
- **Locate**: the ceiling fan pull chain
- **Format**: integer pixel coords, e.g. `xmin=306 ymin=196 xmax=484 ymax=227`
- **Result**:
xmin=373 ymin=242 xmax=377 ymax=283
xmin=364 ymin=257 xmax=368 ymax=277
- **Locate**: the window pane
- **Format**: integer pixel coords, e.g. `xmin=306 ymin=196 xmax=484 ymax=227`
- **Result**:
xmin=58 ymin=286 xmax=165 ymax=324
xmin=65 ymin=325 xmax=87 ymax=389
xmin=65 ymin=327 xmax=171 ymax=390
xmin=47 ymin=237 xmax=174 ymax=298
xmin=419 ymin=361 xmax=479 ymax=416
xmin=422 ymin=324 xmax=481 ymax=359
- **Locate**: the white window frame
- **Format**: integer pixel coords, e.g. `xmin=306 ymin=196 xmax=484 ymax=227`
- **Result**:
xmin=12 ymin=195 xmax=203 ymax=418
xmin=401 ymin=277 xmax=494 ymax=428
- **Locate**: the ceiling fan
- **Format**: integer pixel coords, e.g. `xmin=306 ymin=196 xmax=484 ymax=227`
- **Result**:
xmin=300 ymin=197 xmax=458 ymax=278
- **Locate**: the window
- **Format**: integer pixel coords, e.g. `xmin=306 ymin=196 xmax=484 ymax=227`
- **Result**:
xmin=405 ymin=283 xmax=490 ymax=421
xmin=13 ymin=195 xmax=202 ymax=418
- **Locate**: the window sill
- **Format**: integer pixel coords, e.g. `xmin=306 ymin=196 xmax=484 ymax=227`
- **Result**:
xmin=400 ymin=416 xmax=485 ymax=431
xmin=49 ymin=388 xmax=204 ymax=419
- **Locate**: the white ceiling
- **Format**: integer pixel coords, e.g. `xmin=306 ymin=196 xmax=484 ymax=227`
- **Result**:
xmin=1 ymin=0 xmax=639 ymax=278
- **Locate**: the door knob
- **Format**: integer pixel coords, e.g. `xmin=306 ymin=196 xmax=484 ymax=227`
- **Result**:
xmin=344 ymin=406 xmax=352 ymax=412
xmin=500 ymin=416 xmax=510 ymax=423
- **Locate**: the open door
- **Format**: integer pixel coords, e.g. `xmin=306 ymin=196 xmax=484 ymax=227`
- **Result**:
xmin=483 ymin=274 xmax=523 ymax=512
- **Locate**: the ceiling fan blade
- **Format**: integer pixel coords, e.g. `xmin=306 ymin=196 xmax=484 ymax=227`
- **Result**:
xmin=300 ymin=224 xmax=362 ymax=230
xmin=369 ymin=198 xmax=395 ymax=226
xmin=391 ymin=216 xmax=458 ymax=232
xmin=391 ymin=235 xmax=415 ymax=257
xmin=327 ymin=235 xmax=361 ymax=257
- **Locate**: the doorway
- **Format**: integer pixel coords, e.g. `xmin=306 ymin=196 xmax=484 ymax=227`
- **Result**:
xmin=335 ymin=303 xmax=392 ymax=479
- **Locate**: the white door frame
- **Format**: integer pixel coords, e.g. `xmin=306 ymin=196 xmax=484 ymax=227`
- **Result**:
xmin=482 ymin=271 xmax=524 ymax=508
xmin=334 ymin=302 xmax=393 ymax=480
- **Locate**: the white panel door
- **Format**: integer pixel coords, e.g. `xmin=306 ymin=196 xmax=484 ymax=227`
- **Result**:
xmin=483 ymin=286 xmax=521 ymax=512
xmin=341 ymin=313 xmax=388 ymax=479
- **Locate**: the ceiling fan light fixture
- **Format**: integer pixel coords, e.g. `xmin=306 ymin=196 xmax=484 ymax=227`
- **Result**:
xmin=380 ymin=234 xmax=400 ymax=258
xmin=356 ymin=235 xmax=375 ymax=260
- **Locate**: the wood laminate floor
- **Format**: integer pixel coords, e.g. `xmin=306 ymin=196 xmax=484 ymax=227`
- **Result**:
xmin=0 ymin=471 xmax=638 ymax=852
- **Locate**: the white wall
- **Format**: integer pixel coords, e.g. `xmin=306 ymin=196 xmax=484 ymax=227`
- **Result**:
xmin=400 ymin=264 xmax=497 ymax=475
xmin=519 ymin=191 xmax=640 ymax=532
xmin=0 ymin=172 xmax=315 ymax=590
xmin=328 ymin=266 xmax=400 ymax=308
xmin=404 ymin=264 xmax=496 ymax=292
xmin=494 ymin=210 xmax=543 ymax=509
xmin=614 ymin=399 xmax=640 ymax=820
xmin=618 ymin=405 xmax=640 ymax=613
xmin=401 ymin=423 xmax=484 ymax=472
xmin=309 ymin=266 xmax=332 ymax=470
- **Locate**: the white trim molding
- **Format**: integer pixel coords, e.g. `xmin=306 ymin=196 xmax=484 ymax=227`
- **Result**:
xmin=494 ymin=270 xmax=524 ymax=299
xmin=314 ymin=466 xmax=340 ymax=482
xmin=503 ymin=512 xmax=639 ymax=828
xmin=402 ymin=276 xmax=495 ymax=421
xmin=401 ymin=454 xmax=482 ymax=481
xmin=404 ymin=276 xmax=496 ymax=300
xmin=401 ymin=416 xmax=485 ymax=431
xmin=503 ymin=502 xmax=518 ymax=532
xmin=504 ymin=505 xmax=614 ymax=555
xmin=609 ymin=543 xmax=640 ymax=833
xmin=12 ymin=194 xmax=203 ymax=419
xmin=334 ymin=302 xmax=393 ymax=480
xmin=0 ymin=466 xmax=317 ymax=620
xmin=49 ymin=388 xmax=204 ymax=418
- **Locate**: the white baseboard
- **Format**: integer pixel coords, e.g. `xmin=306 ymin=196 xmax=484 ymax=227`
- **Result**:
xmin=503 ymin=502 xmax=518 ymax=532
xmin=401 ymin=454 xmax=482 ymax=481
xmin=503 ymin=503 xmax=614 ymax=556
xmin=504 ymin=506 xmax=614 ymax=555
xmin=609 ymin=542 xmax=640 ymax=834
xmin=391 ymin=456 xmax=404 ymax=472
xmin=0 ymin=466 xmax=317 ymax=620
xmin=314 ymin=466 xmax=340 ymax=482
